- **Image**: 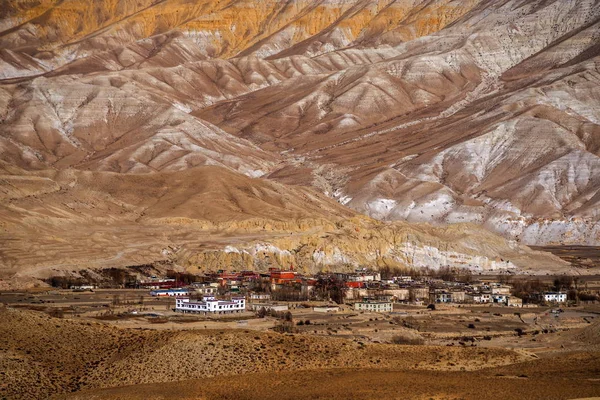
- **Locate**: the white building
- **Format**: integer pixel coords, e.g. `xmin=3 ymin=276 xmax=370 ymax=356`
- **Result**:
xmin=250 ymin=293 xmax=271 ymax=301
xmin=70 ymin=285 xmax=97 ymax=290
xmin=313 ymin=306 xmax=340 ymax=313
xmin=491 ymin=285 xmax=512 ymax=295
xmin=350 ymin=271 xmax=381 ymax=282
xmin=354 ymin=301 xmax=392 ymax=312
xmin=468 ymin=293 xmax=492 ymax=303
xmin=492 ymin=294 xmax=509 ymax=304
xmin=139 ymin=278 xmax=176 ymax=289
xmin=150 ymin=288 xmax=190 ymax=297
xmin=543 ymin=292 xmax=567 ymax=303
xmin=175 ymin=296 xmax=246 ymax=314
xmin=250 ymin=303 xmax=288 ymax=312
xmin=193 ymin=286 xmax=217 ymax=296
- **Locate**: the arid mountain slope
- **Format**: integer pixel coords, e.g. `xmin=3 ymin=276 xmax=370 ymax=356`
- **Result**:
xmin=196 ymin=0 xmax=600 ymax=245
xmin=183 ymin=220 xmax=570 ymax=276
xmin=0 ymin=75 xmax=277 ymax=175
xmin=0 ymin=164 xmax=355 ymax=224
xmin=0 ymin=0 xmax=477 ymax=79
xmin=2 ymin=0 xmax=599 ymax=246
xmin=1 ymin=0 xmax=600 ymax=286
xmin=0 ymin=165 xmax=354 ymax=286
xmin=1 ymin=164 xmax=571 ymax=289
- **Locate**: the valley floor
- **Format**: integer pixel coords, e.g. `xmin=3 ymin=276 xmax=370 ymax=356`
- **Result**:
xmin=2 ymin=297 xmax=600 ymax=399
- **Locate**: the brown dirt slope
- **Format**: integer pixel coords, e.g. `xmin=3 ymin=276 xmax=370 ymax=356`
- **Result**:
xmin=0 ymin=165 xmax=356 ymax=286
xmin=1 ymin=165 xmax=355 ymax=224
xmin=0 ymin=306 xmax=531 ymax=399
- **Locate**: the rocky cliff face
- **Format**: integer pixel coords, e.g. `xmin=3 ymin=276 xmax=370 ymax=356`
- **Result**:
xmin=185 ymin=219 xmax=570 ymax=275
xmin=1 ymin=0 xmax=599 ymax=285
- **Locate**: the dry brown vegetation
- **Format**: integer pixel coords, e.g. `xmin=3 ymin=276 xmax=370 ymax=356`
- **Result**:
xmin=2 ymin=299 xmax=600 ymax=399
xmin=63 ymin=361 xmax=600 ymax=400
xmin=0 ymin=305 xmax=536 ymax=399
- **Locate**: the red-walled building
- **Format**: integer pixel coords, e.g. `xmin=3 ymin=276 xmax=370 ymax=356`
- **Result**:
xmin=345 ymin=281 xmax=366 ymax=289
xmin=270 ymin=270 xmax=297 ymax=280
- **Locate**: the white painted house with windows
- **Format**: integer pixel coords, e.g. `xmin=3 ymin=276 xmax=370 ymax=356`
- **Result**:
xmin=150 ymin=288 xmax=190 ymax=297
xmin=467 ymin=292 xmax=492 ymax=303
xmin=354 ymin=301 xmax=392 ymax=312
xmin=175 ymin=296 xmax=246 ymax=314
xmin=543 ymin=292 xmax=567 ymax=303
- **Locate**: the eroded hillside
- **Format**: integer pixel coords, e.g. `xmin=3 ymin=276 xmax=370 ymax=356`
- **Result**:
xmin=1 ymin=0 xmax=600 ymax=285
xmin=1 ymin=164 xmax=574 ymax=288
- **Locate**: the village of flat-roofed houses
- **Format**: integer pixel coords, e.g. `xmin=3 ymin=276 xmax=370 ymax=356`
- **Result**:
xmin=143 ymin=267 xmax=572 ymax=313
xmin=16 ymin=261 xmax=596 ymax=354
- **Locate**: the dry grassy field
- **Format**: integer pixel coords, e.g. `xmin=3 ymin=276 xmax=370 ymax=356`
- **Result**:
xmin=63 ymin=360 xmax=600 ymax=400
xmin=2 ymin=302 xmax=600 ymax=399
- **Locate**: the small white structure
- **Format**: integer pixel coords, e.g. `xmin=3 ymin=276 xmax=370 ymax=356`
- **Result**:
xmin=350 ymin=271 xmax=381 ymax=282
xmin=354 ymin=301 xmax=392 ymax=312
xmin=175 ymin=296 xmax=246 ymax=314
xmin=313 ymin=306 xmax=340 ymax=313
xmin=70 ymin=285 xmax=97 ymax=290
xmin=491 ymin=285 xmax=512 ymax=295
xmin=150 ymin=288 xmax=190 ymax=297
xmin=468 ymin=293 xmax=492 ymax=303
xmin=250 ymin=293 xmax=271 ymax=301
xmin=250 ymin=303 xmax=288 ymax=312
xmin=492 ymin=294 xmax=509 ymax=304
xmin=543 ymin=292 xmax=567 ymax=303
xmin=191 ymin=283 xmax=218 ymax=296
xmin=139 ymin=278 xmax=176 ymax=289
